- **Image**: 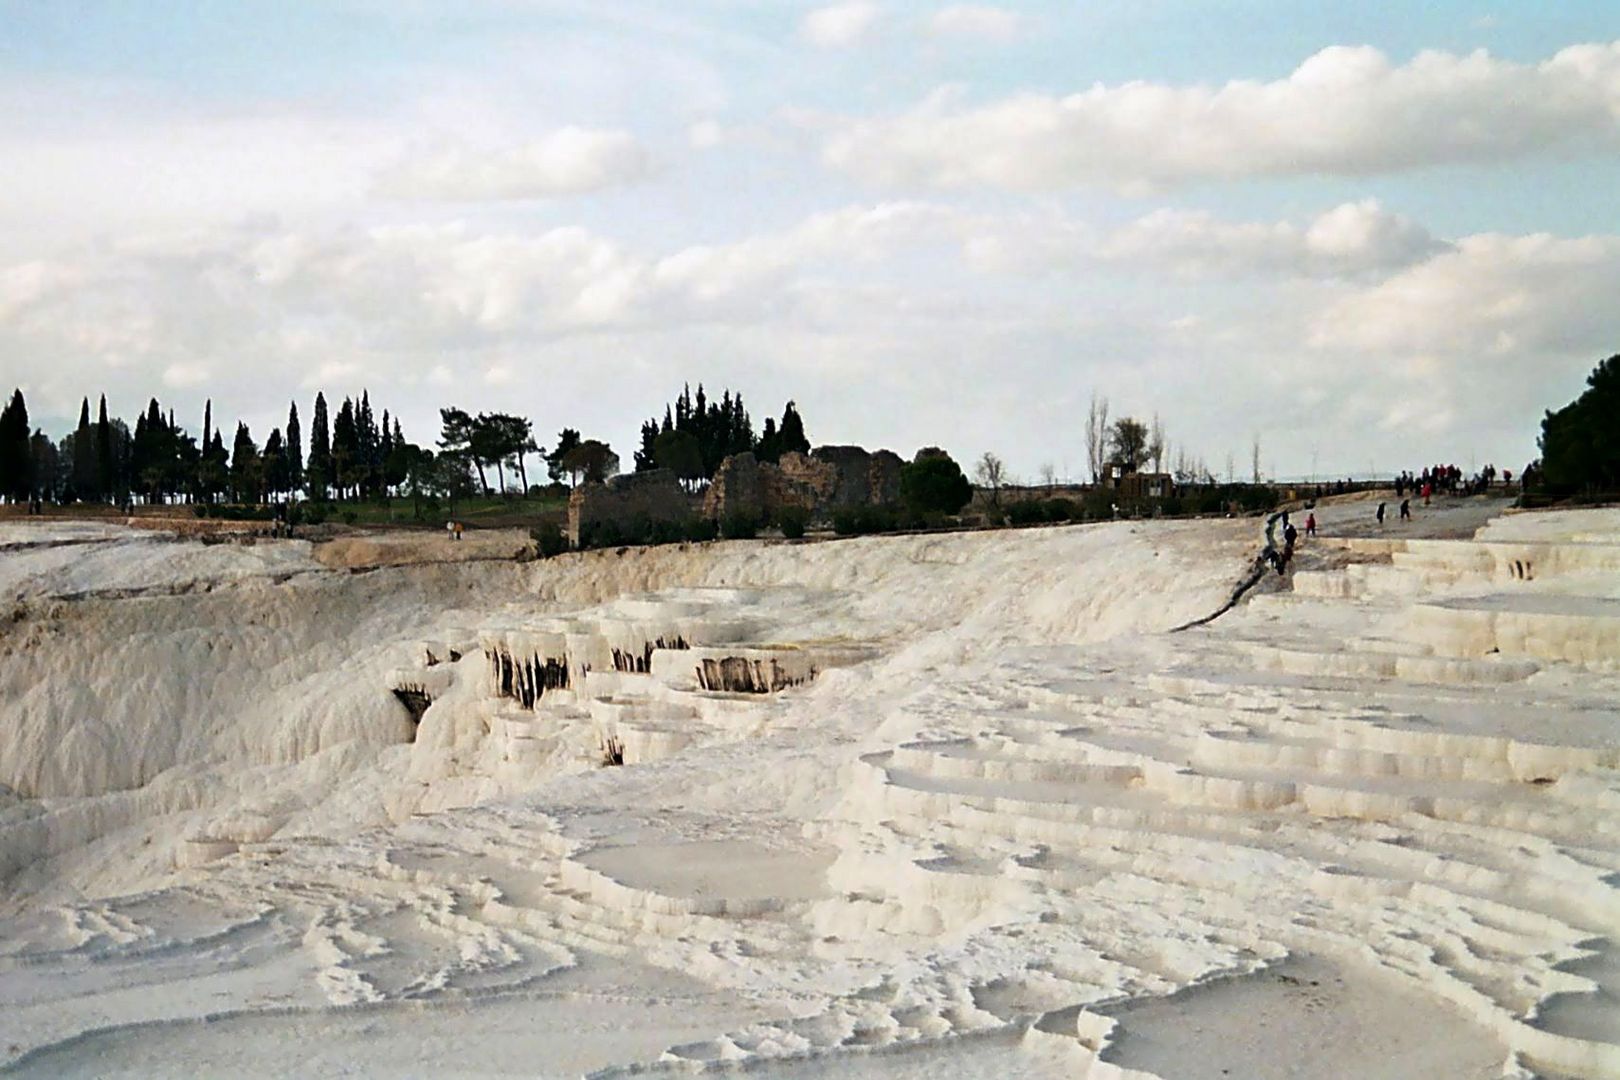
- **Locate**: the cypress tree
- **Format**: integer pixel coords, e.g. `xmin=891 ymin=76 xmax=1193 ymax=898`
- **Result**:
xmin=201 ymin=400 xmax=213 ymax=496
xmin=286 ymin=402 xmax=303 ymax=495
xmin=333 ymin=397 xmax=359 ymax=498
xmin=231 ymin=422 xmax=259 ymax=503
xmin=0 ymin=389 xmax=29 ymax=501
xmin=73 ymin=397 xmax=96 ymax=501
xmin=96 ymin=395 xmax=114 ymax=502
xmin=308 ymin=392 xmax=331 ymax=500
xmin=778 ymin=401 xmax=809 ymax=456
xmin=357 ymin=392 xmax=377 ymax=496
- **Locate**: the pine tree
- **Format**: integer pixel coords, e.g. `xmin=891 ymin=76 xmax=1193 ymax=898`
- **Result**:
xmin=286 ymin=402 xmax=303 ymax=495
xmin=308 ymin=392 xmax=332 ymax=500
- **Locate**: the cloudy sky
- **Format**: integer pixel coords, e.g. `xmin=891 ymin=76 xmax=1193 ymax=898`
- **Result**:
xmin=3 ymin=1 xmax=1618 ymax=481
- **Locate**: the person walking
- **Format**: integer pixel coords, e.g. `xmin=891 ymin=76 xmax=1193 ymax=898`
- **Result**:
xmin=1400 ymin=498 xmax=1411 ymax=521
xmin=1376 ymin=502 xmax=1386 ymax=526
xmin=1305 ymin=512 xmax=1316 ymax=538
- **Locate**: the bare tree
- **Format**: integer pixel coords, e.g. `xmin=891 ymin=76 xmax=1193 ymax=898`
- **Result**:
xmin=1225 ymin=451 xmax=1236 ymax=484
xmin=1039 ymin=461 xmax=1056 ymax=490
xmin=1085 ymin=394 xmax=1109 ymax=482
xmin=1147 ymin=414 xmax=1166 ymax=474
xmin=974 ymin=452 xmax=1007 ymax=504
xmin=1250 ymin=433 xmax=1262 ymax=484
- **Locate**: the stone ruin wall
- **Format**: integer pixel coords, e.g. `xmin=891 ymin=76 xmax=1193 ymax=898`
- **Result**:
xmin=705 ymin=446 xmax=904 ymax=523
xmin=567 ymin=469 xmax=691 ymax=547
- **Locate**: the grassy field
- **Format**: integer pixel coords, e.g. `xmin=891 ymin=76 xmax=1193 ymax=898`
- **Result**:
xmin=319 ymin=494 xmax=569 ymax=529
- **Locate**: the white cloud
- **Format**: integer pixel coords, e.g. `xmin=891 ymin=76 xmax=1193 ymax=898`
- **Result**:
xmin=379 ymin=127 xmax=653 ymax=201
xmin=3 ymin=204 xmax=1608 ymax=477
xmin=925 ymin=5 xmax=1024 ymax=42
xmin=819 ymin=41 xmax=1620 ymax=190
xmin=161 ymin=362 xmax=211 ymax=388
xmin=688 ymin=119 xmax=725 ymax=148
xmin=1309 ymin=232 xmax=1620 ymax=359
xmin=964 ymin=200 xmax=1447 ymax=279
xmin=801 ymin=2 xmax=882 ymax=48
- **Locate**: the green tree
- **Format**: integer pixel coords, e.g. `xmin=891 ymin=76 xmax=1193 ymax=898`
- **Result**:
xmin=96 ymin=395 xmax=115 ymax=502
xmin=307 ymin=392 xmax=332 ymax=500
xmin=549 ymin=427 xmax=582 ymax=486
xmin=900 ymin=451 xmax=972 ymax=516
xmin=470 ymin=413 xmax=517 ymax=494
xmin=286 ymin=402 xmax=304 ymax=495
xmin=1108 ymin=417 xmax=1149 ymax=472
xmin=230 ymin=422 xmax=261 ymax=504
xmin=0 ymin=389 xmax=30 ymax=501
xmin=1539 ymin=354 xmax=1620 ymax=492
xmin=72 ymin=397 xmax=96 ymax=501
xmin=634 ymin=418 xmax=660 ymax=472
xmin=29 ymin=428 xmax=57 ymax=502
xmin=438 ymin=407 xmax=488 ymax=494
xmin=333 ymin=398 xmax=361 ymax=498
xmin=653 ymin=428 xmax=705 ymax=491
xmin=264 ymin=428 xmax=289 ymax=500
xmin=562 ymin=439 xmax=619 ymax=485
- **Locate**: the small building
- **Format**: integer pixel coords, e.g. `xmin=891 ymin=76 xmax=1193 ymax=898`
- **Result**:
xmin=1103 ymin=462 xmax=1175 ymax=500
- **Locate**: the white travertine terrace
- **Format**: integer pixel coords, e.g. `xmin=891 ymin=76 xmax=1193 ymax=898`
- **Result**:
xmin=0 ymin=504 xmax=1617 ymax=1078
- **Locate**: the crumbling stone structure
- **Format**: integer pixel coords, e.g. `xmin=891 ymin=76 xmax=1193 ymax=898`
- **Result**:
xmin=567 ymin=469 xmax=690 ymax=547
xmin=705 ymin=446 xmax=903 ymax=523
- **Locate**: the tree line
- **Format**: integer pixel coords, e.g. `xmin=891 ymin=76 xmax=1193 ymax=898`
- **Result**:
xmin=0 ymin=388 xmax=416 ymax=507
xmin=0 ymin=383 xmax=819 ymax=510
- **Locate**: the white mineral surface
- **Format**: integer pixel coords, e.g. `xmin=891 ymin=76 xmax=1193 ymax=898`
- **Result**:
xmin=1 ymin=500 xmax=1617 ymax=1079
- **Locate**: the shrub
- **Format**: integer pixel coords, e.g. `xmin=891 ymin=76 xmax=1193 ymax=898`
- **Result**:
xmin=1006 ymin=499 xmax=1046 ymax=526
xmin=1080 ymin=489 xmax=1114 ymax=519
xmin=721 ymin=513 xmax=759 ymax=540
xmin=684 ymin=517 xmax=718 ymax=543
xmin=981 ymin=505 xmax=1006 ymax=528
xmin=775 ymin=505 xmax=809 ymax=539
xmin=530 ymin=520 xmax=568 ymax=557
xmin=578 ymin=519 xmax=622 ymax=549
xmin=1044 ymin=498 xmax=1078 ymax=522
xmin=832 ymin=508 xmax=861 ymax=536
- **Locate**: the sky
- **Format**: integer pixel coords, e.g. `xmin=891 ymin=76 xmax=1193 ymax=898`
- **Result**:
xmin=2 ymin=1 xmax=1618 ymax=482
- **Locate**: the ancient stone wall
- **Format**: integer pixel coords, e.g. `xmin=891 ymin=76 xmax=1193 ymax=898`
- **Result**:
xmin=568 ymin=470 xmax=690 ymax=547
xmin=868 ymin=450 xmax=903 ymax=507
xmin=705 ymin=446 xmax=901 ymax=522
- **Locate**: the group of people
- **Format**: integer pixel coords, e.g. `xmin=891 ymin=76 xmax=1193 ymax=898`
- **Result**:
xmin=1393 ymin=463 xmax=1509 ymax=502
xmin=1262 ymin=509 xmax=1316 ymax=575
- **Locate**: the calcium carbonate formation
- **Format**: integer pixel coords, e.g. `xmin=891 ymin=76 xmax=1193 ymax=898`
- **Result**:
xmin=0 ymin=504 xmax=1616 ymax=1078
